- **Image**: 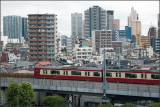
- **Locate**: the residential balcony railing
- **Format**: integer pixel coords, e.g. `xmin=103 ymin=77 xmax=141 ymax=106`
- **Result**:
xmin=47 ymin=47 xmax=55 ymax=50
xmin=47 ymin=52 xmax=55 ymax=54
xmin=38 ymin=47 xmax=46 ymax=50
xmin=38 ymin=39 xmax=46 ymax=41
xmin=38 ymin=43 xmax=46 ymax=45
xmin=28 ymin=39 xmax=37 ymax=42
xmin=47 ymin=39 xmax=54 ymax=41
xmin=28 ymin=43 xmax=37 ymax=46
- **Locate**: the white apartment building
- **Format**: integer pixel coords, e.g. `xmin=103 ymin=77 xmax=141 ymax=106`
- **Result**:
xmin=76 ymin=46 xmax=92 ymax=61
xmin=8 ymin=53 xmax=21 ymax=63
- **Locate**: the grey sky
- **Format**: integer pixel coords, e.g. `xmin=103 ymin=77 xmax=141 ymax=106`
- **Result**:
xmin=1 ymin=1 xmax=159 ymax=37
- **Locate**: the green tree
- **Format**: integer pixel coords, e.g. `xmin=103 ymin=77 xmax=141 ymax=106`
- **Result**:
xmin=98 ymin=102 xmax=114 ymax=107
xmin=18 ymin=81 xmax=35 ymax=107
xmin=120 ymin=103 xmax=137 ymax=107
xmin=6 ymin=80 xmax=20 ymax=106
xmin=147 ymin=102 xmax=160 ymax=107
xmin=43 ymin=96 xmax=68 ymax=107
xmin=61 ymin=47 xmax=67 ymax=55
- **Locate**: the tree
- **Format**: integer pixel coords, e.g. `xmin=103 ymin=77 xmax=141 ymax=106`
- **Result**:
xmin=147 ymin=103 xmax=160 ymax=107
xmin=61 ymin=47 xmax=67 ymax=55
xmin=43 ymin=96 xmax=68 ymax=107
xmin=18 ymin=81 xmax=35 ymax=107
xmin=120 ymin=103 xmax=137 ymax=107
xmin=6 ymin=80 xmax=20 ymax=106
xmin=98 ymin=102 xmax=114 ymax=107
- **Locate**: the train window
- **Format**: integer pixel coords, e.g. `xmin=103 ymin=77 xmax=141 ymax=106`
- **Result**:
xmin=151 ymin=74 xmax=160 ymax=79
xmin=119 ymin=73 xmax=121 ymax=77
xmin=116 ymin=73 xmax=118 ymax=77
xmin=125 ymin=73 xmax=137 ymax=78
xmin=141 ymin=74 xmax=143 ymax=78
xmin=88 ymin=72 xmax=90 ymax=76
xmin=71 ymin=71 xmax=81 ymax=76
xmin=51 ymin=70 xmax=60 ymax=75
xmin=43 ymin=70 xmax=47 ymax=74
xmin=85 ymin=72 xmax=87 ymax=76
xmin=63 ymin=71 xmax=65 ymax=75
xmin=145 ymin=74 xmax=147 ymax=79
xmin=106 ymin=72 xmax=112 ymax=77
xmin=66 ymin=71 xmax=68 ymax=75
xmin=93 ymin=72 xmax=100 ymax=77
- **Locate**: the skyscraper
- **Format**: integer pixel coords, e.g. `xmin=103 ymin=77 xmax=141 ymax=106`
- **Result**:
xmin=84 ymin=6 xmax=107 ymax=38
xmin=128 ymin=7 xmax=141 ymax=36
xmin=113 ymin=19 xmax=120 ymax=30
xmin=107 ymin=10 xmax=114 ymax=30
xmin=71 ymin=13 xmax=82 ymax=48
xmin=148 ymin=26 xmax=157 ymax=38
xmin=71 ymin=13 xmax=82 ymax=39
xmin=22 ymin=17 xmax=28 ymax=41
xmin=3 ymin=16 xmax=22 ymax=40
xmin=28 ymin=14 xmax=57 ymax=61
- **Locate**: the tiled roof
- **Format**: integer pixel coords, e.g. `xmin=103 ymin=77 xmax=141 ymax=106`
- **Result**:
xmin=37 ymin=61 xmax=51 ymax=65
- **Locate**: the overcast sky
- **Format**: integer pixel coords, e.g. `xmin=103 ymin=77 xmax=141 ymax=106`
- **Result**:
xmin=1 ymin=1 xmax=159 ymax=37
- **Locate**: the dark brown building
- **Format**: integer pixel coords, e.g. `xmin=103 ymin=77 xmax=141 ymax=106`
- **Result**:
xmin=28 ymin=14 xmax=57 ymax=61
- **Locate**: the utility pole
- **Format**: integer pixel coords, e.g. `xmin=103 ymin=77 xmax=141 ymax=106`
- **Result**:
xmin=102 ymin=49 xmax=109 ymax=103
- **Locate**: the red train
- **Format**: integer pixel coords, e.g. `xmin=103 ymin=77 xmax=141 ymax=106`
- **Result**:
xmin=34 ymin=67 xmax=160 ymax=85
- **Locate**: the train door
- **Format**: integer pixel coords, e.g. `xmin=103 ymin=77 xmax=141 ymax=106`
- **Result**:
xmin=34 ymin=68 xmax=39 ymax=78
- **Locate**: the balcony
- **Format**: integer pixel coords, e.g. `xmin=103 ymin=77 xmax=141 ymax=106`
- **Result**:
xmin=47 ymin=43 xmax=54 ymax=45
xmin=28 ymin=39 xmax=37 ymax=42
xmin=28 ymin=22 xmax=37 ymax=24
xmin=47 ymin=34 xmax=54 ymax=37
xmin=38 ymin=21 xmax=46 ymax=24
xmin=38 ymin=43 xmax=46 ymax=45
xmin=46 ymin=30 xmax=55 ymax=33
xmin=38 ymin=52 xmax=46 ymax=54
xmin=38 ymin=47 xmax=46 ymax=50
xmin=38 ymin=34 xmax=46 ymax=37
xmin=28 ymin=43 xmax=37 ymax=45
xmin=28 ymin=17 xmax=37 ymax=20
xmin=46 ymin=17 xmax=55 ymax=20
xmin=47 ymin=38 xmax=54 ymax=41
xmin=47 ymin=52 xmax=55 ymax=54
xmin=46 ymin=26 xmax=56 ymax=29
xmin=47 ymin=56 xmax=54 ymax=59
xmin=38 ymin=26 xmax=46 ymax=28
xmin=28 ymin=35 xmax=37 ymax=37
xmin=28 ymin=30 xmax=38 ymax=33
xmin=29 ymin=47 xmax=37 ymax=50
xmin=28 ymin=26 xmax=37 ymax=28
xmin=29 ymin=56 xmax=38 ymax=59
xmin=29 ymin=52 xmax=37 ymax=54
xmin=38 ymin=17 xmax=46 ymax=20
xmin=38 ymin=56 xmax=46 ymax=59
xmin=38 ymin=39 xmax=46 ymax=41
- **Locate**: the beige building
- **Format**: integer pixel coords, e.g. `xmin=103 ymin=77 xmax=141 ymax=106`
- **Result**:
xmin=141 ymin=36 xmax=151 ymax=48
xmin=128 ymin=7 xmax=141 ymax=36
xmin=28 ymin=14 xmax=57 ymax=61
xmin=92 ymin=30 xmax=112 ymax=54
xmin=113 ymin=19 xmax=120 ymax=30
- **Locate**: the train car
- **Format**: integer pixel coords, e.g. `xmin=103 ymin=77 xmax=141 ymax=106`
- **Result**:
xmin=34 ymin=67 xmax=160 ymax=85
xmin=105 ymin=70 xmax=160 ymax=85
xmin=34 ymin=67 xmax=102 ymax=82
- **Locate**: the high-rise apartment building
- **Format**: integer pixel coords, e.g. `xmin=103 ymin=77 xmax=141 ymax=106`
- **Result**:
xmin=148 ymin=26 xmax=157 ymax=38
xmin=128 ymin=7 xmax=141 ymax=36
xmin=28 ymin=14 xmax=57 ymax=61
xmin=22 ymin=17 xmax=28 ymax=41
xmin=3 ymin=15 xmax=22 ymax=40
xmin=71 ymin=13 xmax=82 ymax=39
xmin=60 ymin=35 xmax=68 ymax=46
xmin=84 ymin=6 xmax=107 ymax=38
xmin=92 ymin=30 xmax=112 ymax=53
xmin=113 ymin=19 xmax=120 ymax=30
xmin=107 ymin=10 xmax=114 ymax=30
